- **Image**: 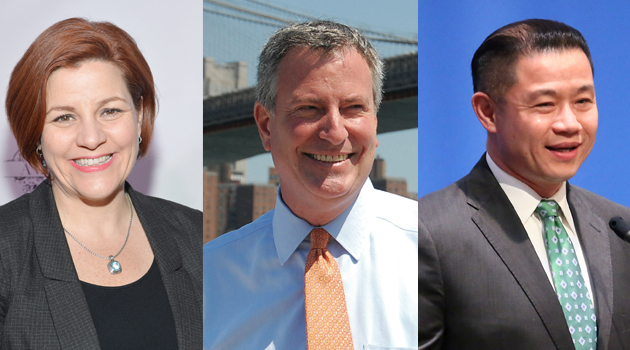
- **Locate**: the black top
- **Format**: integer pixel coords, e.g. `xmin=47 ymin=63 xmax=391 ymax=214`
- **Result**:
xmin=80 ymin=259 xmax=178 ymax=350
xmin=0 ymin=180 xmax=202 ymax=349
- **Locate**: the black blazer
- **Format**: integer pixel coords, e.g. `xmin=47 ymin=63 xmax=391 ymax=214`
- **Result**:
xmin=0 ymin=181 xmax=202 ymax=349
xmin=418 ymin=156 xmax=630 ymax=350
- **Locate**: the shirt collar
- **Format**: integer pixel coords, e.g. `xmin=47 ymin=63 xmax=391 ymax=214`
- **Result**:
xmin=272 ymin=179 xmax=373 ymax=265
xmin=486 ymin=153 xmax=576 ymax=233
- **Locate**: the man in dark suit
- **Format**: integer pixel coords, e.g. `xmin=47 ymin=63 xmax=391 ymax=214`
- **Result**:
xmin=419 ymin=19 xmax=630 ymax=350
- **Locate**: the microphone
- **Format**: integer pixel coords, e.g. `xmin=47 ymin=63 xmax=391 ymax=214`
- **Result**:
xmin=609 ymin=216 xmax=630 ymax=243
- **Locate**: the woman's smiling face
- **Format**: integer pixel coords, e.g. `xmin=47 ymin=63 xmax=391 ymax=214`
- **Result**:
xmin=42 ymin=60 xmax=142 ymax=203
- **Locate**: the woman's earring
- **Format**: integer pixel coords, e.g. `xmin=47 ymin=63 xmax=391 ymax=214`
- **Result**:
xmin=36 ymin=146 xmax=46 ymax=168
xmin=137 ymin=135 xmax=143 ymax=159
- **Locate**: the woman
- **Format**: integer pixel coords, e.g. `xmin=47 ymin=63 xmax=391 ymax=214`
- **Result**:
xmin=0 ymin=18 xmax=201 ymax=349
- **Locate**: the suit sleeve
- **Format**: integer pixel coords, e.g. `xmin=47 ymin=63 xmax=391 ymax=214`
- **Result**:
xmin=418 ymin=218 xmax=444 ymax=350
xmin=0 ymin=252 xmax=5 ymax=334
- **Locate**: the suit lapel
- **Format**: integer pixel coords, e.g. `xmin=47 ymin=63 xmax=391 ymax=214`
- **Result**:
xmin=30 ymin=182 xmax=101 ymax=349
xmin=466 ymin=157 xmax=575 ymax=350
xmin=129 ymin=186 xmax=202 ymax=349
xmin=568 ymin=185 xmax=613 ymax=350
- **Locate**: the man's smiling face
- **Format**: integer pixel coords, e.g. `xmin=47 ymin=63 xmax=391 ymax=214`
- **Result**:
xmin=488 ymin=48 xmax=598 ymax=197
xmin=255 ymin=47 xmax=378 ymax=224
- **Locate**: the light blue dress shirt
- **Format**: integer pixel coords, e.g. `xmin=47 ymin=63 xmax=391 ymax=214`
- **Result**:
xmin=203 ymin=180 xmax=418 ymax=350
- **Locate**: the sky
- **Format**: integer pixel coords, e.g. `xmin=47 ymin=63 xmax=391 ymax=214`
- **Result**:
xmin=203 ymin=0 xmax=419 ymax=192
xmin=419 ymin=1 xmax=630 ymax=207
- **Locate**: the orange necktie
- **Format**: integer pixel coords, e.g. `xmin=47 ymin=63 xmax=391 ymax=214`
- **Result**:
xmin=304 ymin=228 xmax=354 ymax=350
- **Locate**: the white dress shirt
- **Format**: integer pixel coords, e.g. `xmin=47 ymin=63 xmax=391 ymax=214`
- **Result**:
xmin=203 ymin=179 xmax=418 ymax=350
xmin=486 ymin=153 xmax=595 ymax=301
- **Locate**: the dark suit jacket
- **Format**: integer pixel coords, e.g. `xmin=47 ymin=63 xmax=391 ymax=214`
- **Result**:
xmin=419 ymin=156 xmax=630 ymax=350
xmin=0 ymin=181 xmax=202 ymax=349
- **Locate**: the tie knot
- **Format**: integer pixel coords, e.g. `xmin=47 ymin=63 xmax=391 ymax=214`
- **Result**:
xmin=535 ymin=199 xmax=559 ymax=219
xmin=309 ymin=228 xmax=330 ymax=250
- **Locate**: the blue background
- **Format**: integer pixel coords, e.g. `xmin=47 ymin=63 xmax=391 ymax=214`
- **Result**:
xmin=418 ymin=1 xmax=630 ymax=207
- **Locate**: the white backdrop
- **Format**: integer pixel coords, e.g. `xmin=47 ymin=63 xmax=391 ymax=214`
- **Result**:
xmin=0 ymin=0 xmax=202 ymax=210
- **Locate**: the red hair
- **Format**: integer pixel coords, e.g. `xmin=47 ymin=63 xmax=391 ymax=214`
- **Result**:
xmin=5 ymin=17 xmax=157 ymax=177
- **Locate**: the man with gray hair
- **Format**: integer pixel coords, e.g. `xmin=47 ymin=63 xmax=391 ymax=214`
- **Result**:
xmin=204 ymin=20 xmax=417 ymax=349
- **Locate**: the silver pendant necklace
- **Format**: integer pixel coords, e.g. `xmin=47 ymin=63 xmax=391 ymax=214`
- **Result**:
xmin=63 ymin=193 xmax=133 ymax=275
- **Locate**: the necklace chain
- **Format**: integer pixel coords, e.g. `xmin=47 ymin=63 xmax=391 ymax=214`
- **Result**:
xmin=63 ymin=193 xmax=133 ymax=261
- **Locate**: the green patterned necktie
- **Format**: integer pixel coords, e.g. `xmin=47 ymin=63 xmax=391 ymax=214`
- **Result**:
xmin=535 ymin=200 xmax=597 ymax=350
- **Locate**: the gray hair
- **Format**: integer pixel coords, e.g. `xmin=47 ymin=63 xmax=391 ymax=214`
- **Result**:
xmin=256 ymin=20 xmax=384 ymax=113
